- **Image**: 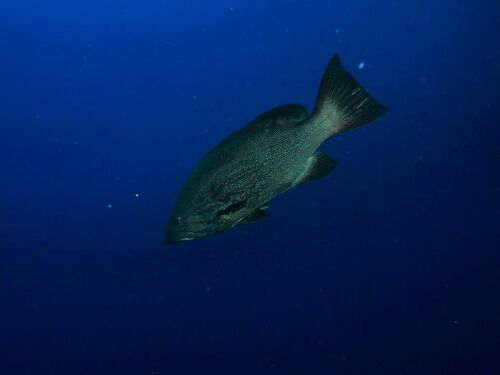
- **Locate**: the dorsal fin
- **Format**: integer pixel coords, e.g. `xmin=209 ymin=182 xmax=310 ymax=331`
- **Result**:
xmin=253 ymin=104 xmax=308 ymax=124
xmin=205 ymin=105 xmax=308 ymax=163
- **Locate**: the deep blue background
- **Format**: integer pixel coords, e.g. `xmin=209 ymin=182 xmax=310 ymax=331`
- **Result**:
xmin=1 ymin=0 xmax=499 ymax=374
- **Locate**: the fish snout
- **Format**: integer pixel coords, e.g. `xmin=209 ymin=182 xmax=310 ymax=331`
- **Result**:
xmin=165 ymin=215 xmax=210 ymax=243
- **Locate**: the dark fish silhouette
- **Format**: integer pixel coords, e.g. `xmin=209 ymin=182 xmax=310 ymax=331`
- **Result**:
xmin=165 ymin=54 xmax=388 ymax=243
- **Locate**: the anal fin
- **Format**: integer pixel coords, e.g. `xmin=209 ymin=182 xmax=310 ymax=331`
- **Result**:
xmin=294 ymin=152 xmax=337 ymax=186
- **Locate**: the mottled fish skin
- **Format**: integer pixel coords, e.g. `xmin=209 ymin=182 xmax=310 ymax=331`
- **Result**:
xmin=165 ymin=55 xmax=388 ymax=243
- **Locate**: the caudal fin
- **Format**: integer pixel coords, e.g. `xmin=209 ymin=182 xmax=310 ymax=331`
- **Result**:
xmin=312 ymin=54 xmax=388 ymax=136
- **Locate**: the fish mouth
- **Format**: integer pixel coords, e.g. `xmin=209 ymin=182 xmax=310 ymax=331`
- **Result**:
xmin=164 ymin=230 xmax=198 ymax=244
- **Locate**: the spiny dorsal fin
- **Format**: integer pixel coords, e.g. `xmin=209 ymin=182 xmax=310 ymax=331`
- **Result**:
xmin=254 ymin=104 xmax=308 ymax=124
xmin=294 ymin=152 xmax=337 ymax=186
xmin=208 ymin=105 xmax=308 ymax=161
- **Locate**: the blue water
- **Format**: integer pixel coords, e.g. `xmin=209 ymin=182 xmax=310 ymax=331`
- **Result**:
xmin=1 ymin=1 xmax=499 ymax=374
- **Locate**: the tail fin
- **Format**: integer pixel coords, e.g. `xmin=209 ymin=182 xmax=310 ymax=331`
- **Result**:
xmin=312 ymin=54 xmax=388 ymax=136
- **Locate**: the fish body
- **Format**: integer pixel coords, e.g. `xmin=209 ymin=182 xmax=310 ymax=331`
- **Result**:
xmin=165 ymin=55 xmax=388 ymax=243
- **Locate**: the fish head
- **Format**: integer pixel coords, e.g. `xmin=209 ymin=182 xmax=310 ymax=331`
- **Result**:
xmin=165 ymin=209 xmax=215 ymax=243
xmin=165 ymin=165 xmax=254 ymax=243
xmin=165 ymin=197 xmax=248 ymax=244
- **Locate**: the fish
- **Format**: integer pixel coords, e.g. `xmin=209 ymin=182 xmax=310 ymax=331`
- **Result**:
xmin=165 ymin=54 xmax=388 ymax=243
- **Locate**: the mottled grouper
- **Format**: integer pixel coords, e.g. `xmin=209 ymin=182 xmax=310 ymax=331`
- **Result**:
xmin=165 ymin=54 xmax=388 ymax=243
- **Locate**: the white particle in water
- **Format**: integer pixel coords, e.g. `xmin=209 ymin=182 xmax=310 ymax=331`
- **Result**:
xmin=358 ymin=61 xmax=365 ymax=70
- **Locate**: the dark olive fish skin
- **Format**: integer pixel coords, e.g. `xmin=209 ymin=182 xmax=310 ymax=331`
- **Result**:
xmin=165 ymin=55 xmax=388 ymax=243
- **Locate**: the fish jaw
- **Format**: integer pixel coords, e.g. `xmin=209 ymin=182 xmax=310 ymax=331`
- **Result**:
xmin=164 ymin=229 xmax=197 ymax=243
xmin=164 ymin=212 xmax=212 ymax=244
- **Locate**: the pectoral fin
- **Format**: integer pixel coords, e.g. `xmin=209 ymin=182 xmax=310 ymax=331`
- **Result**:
xmin=217 ymin=201 xmax=247 ymax=217
xmin=240 ymin=207 xmax=269 ymax=224
xmin=294 ymin=152 xmax=337 ymax=186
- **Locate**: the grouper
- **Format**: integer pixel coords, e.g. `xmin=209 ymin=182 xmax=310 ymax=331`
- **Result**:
xmin=165 ymin=54 xmax=388 ymax=243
